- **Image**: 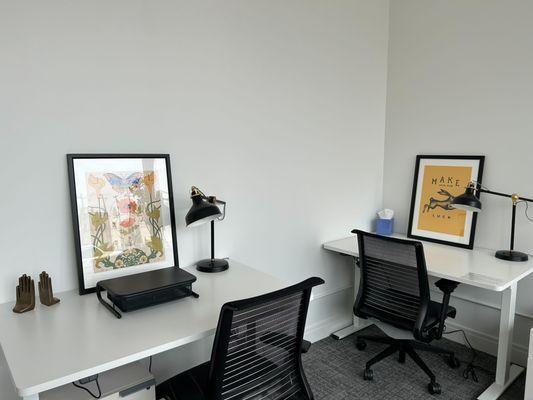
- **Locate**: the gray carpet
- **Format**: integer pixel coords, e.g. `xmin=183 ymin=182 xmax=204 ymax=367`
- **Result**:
xmin=302 ymin=326 xmax=525 ymax=399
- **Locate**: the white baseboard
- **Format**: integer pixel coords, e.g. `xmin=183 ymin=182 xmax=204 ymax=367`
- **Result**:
xmin=304 ymin=314 xmax=352 ymax=343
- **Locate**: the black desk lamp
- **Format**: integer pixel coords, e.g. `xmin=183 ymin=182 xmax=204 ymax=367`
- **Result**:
xmin=452 ymin=182 xmax=533 ymax=262
xmin=185 ymin=186 xmax=229 ymax=272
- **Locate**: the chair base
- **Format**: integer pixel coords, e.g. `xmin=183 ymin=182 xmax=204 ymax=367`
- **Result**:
xmin=355 ymin=334 xmax=460 ymax=395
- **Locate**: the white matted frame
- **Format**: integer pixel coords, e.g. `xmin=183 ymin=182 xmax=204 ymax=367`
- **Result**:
xmin=67 ymin=154 xmax=179 ymax=294
xmin=407 ymin=155 xmax=485 ymax=249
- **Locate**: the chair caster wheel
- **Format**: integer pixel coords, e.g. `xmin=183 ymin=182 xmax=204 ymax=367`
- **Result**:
xmin=363 ymin=368 xmax=373 ymax=381
xmin=356 ymin=340 xmax=367 ymax=351
xmin=447 ymin=355 xmax=460 ymax=369
xmin=428 ymin=382 xmax=441 ymax=395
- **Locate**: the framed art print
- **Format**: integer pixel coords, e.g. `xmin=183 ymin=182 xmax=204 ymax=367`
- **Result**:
xmin=67 ymin=154 xmax=178 ymax=294
xmin=407 ymin=155 xmax=485 ymax=249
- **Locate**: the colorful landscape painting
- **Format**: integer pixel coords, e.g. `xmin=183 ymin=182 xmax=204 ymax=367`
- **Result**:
xmin=86 ymin=170 xmax=165 ymax=272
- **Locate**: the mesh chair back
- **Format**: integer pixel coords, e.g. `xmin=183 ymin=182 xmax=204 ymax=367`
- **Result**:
xmin=353 ymin=230 xmax=430 ymax=334
xmin=207 ymin=277 xmax=324 ymax=400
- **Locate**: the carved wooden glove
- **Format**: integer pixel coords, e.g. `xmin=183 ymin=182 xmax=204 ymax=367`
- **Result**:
xmin=38 ymin=271 xmax=60 ymax=306
xmin=13 ymin=275 xmax=35 ymax=314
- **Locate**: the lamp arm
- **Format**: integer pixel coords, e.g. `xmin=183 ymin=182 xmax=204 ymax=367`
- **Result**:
xmin=465 ymin=182 xmax=533 ymax=259
xmin=518 ymin=195 xmax=533 ymax=203
xmin=477 ymin=188 xmax=533 ymax=203
xmin=477 ymin=187 xmax=533 ymax=254
xmin=478 ymin=188 xmax=513 ymax=199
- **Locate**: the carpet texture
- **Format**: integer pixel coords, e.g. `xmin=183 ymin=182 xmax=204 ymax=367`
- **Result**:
xmin=302 ymin=326 xmax=525 ymax=399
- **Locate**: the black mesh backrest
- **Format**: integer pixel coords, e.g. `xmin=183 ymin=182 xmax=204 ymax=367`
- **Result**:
xmin=353 ymin=230 xmax=430 ymax=336
xmin=207 ymin=277 xmax=324 ymax=400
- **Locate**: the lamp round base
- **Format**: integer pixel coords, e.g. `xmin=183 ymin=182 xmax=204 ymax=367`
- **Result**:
xmin=495 ymin=250 xmax=529 ymax=262
xmin=196 ymin=258 xmax=229 ymax=273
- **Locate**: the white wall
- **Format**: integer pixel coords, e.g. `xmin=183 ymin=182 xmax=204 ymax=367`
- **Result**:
xmin=0 ymin=0 xmax=389 ymax=381
xmin=384 ymin=0 xmax=533 ymax=363
xmin=4 ymin=0 xmax=532 ymax=386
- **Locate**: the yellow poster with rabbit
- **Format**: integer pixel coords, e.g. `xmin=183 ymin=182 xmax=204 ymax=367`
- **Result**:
xmin=417 ymin=165 xmax=472 ymax=236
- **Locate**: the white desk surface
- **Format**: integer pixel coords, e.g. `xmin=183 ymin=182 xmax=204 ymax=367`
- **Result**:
xmin=0 ymin=260 xmax=285 ymax=398
xmin=323 ymin=235 xmax=533 ymax=292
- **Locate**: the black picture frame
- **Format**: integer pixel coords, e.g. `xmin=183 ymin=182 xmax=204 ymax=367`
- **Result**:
xmin=67 ymin=154 xmax=179 ymax=295
xmin=407 ymin=155 xmax=485 ymax=249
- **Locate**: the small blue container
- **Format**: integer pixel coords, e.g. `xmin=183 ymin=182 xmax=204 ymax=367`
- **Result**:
xmin=376 ymin=218 xmax=394 ymax=236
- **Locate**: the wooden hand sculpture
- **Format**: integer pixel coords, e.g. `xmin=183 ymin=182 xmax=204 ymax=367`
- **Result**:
xmin=38 ymin=271 xmax=60 ymax=306
xmin=12 ymin=274 xmax=35 ymax=314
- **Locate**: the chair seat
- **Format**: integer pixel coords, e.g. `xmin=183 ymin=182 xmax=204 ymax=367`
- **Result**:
xmin=156 ymin=361 xmax=210 ymax=400
xmin=358 ymin=299 xmax=456 ymax=334
xmin=424 ymin=301 xmax=456 ymax=331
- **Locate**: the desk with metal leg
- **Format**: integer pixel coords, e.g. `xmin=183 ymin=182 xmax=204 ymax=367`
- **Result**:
xmin=0 ymin=260 xmax=285 ymax=400
xmin=329 ymin=255 xmax=372 ymax=340
xmin=323 ymin=235 xmax=533 ymax=400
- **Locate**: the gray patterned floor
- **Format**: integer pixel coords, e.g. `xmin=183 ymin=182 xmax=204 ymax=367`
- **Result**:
xmin=302 ymin=326 xmax=525 ymax=399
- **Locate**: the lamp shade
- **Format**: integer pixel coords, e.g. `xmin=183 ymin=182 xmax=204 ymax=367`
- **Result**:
xmin=185 ymin=194 xmax=222 ymax=227
xmin=451 ymin=187 xmax=482 ymax=212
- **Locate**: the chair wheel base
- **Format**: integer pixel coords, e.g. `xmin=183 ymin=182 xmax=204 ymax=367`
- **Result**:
xmin=356 ymin=340 xmax=367 ymax=351
xmin=398 ymin=351 xmax=406 ymax=364
xmin=428 ymin=382 xmax=441 ymax=395
xmin=447 ymin=355 xmax=460 ymax=369
xmin=363 ymin=368 xmax=373 ymax=381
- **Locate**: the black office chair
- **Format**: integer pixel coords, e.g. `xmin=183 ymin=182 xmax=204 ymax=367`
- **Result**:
xmin=352 ymin=230 xmax=460 ymax=395
xmin=156 ymin=277 xmax=324 ymax=400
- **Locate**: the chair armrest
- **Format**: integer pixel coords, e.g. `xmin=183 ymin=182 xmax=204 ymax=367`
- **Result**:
xmin=431 ymin=279 xmax=460 ymax=339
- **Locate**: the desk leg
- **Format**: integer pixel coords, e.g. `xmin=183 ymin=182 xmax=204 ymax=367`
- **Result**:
xmin=331 ymin=257 xmax=373 ymax=340
xmin=478 ymin=283 xmax=524 ymax=400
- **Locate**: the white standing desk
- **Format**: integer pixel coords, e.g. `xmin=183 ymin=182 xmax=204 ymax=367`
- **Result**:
xmin=0 ymin=260 xmax=285 ymax=400
xmin=323 ymin=235 xmax=533 ymax=400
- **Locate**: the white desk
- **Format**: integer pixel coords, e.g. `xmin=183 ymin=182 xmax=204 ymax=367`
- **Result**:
xmin=323 ymin=235 xmax=533 ymax=400
xmin=0 ymin=260 xmax=285 ymax=400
